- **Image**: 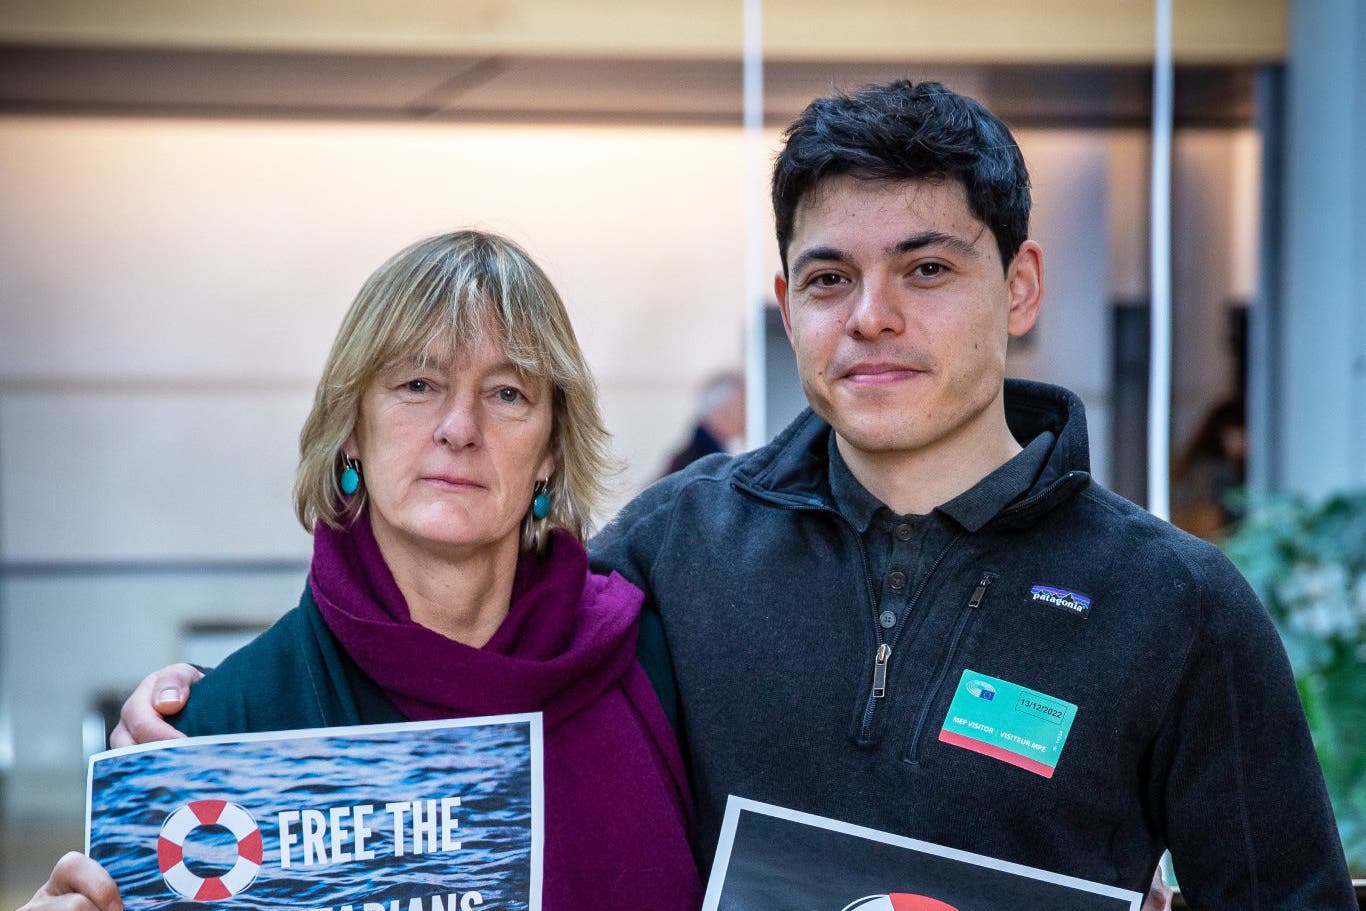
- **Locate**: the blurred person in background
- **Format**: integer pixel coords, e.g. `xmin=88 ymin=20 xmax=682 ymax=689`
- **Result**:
xmin=1171 ymin=399 xmax=1247 ymax=540
xmin=661 ymin=370 xmax=746 ymax=477
xmin=20 ymin=230 xmax=701 ymax=911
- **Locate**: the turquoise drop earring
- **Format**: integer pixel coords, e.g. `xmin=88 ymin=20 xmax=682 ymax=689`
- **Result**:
xmin=532 ymin=479 xmax=552 ymax=519
xmin=340 ymin=456 xmax=362 ymax=496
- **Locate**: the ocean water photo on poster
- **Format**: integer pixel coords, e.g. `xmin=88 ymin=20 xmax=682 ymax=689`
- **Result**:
xmin=87 ymin=715 xmax=542 ymax=911
xmin=703 ymin=799 xmax=1141 ymax=911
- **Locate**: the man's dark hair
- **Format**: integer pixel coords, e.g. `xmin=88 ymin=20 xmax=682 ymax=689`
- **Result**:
xmin=772 ymin=80 xmax=1031 ymax=274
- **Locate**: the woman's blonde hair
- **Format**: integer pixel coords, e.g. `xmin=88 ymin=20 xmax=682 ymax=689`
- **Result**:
xmin=295 ymin=230 xmax=615 ymax=551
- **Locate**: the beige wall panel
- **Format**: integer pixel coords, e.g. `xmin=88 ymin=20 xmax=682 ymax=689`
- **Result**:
xmin=1228 ymin=128 xmax=1262 ymax=303
xmin=1005 ymin=128 xmax=1113 ymax=485
xmin=597 ymin=380 xmax=708 ymax=513
xmin=0 ymin=118 xmax=747 ymax=384
xmin=1 ymin=391 xmax=315 ymax=561
xmin=1170 ymin=129 xmax=1252 ymax=449
xmin=1107 ymin=130 xmax=1151 ymax=303
xmin=2 ymin=570 xmax=302 ymax=822
xmin=0 ymin=0 xmax=1284 ymax=62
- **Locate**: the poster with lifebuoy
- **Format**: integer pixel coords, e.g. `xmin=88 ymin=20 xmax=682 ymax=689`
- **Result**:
xmin=702 ymin=798 xmax=1142 ymax=911
xmin=86 ymin=715 xmax=543 ymax=911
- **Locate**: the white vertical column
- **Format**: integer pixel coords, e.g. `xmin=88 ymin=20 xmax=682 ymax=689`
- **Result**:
xmin=742 ymin=0 xmax=768 ymax=449
xmin=1147 ymin=0 xmax=1174 ymax=520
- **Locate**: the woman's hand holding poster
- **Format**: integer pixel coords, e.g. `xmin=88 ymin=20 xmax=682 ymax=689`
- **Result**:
xmin=86 ymin=716 xmax=543 ymax=911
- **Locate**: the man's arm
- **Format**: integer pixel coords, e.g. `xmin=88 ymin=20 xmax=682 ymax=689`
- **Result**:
xmin=589 ymin=468 xmax=693 ymax=591
xmin=592 ymin=472 xmax=694 ymax=737
xmin=1152 ymin=547 xmax=1354 ymax=909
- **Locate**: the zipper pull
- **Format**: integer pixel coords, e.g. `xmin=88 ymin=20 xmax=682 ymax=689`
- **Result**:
xmin=871 ymin=643 xmax=892 ymax=698
xmin=967 ymin=573 xmax=994 ymax=609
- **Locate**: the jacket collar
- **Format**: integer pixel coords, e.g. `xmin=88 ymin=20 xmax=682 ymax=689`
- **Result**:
xmin=731 ymin=379 xmax=1092 ymax=531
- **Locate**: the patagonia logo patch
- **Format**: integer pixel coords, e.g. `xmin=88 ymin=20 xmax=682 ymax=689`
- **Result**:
xmin=1029 ymin=584 xmax=1091 ymax=618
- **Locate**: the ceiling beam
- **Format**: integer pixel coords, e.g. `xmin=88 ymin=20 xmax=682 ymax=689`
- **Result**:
xmin=0 ymin=0 xmax=1286 ymax=64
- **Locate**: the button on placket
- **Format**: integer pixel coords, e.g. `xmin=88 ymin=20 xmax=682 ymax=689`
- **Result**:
xmin=876 ymin=518 xmax=918 ymax=635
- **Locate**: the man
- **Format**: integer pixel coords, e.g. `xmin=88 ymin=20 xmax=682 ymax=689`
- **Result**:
xmin=591 ymin=81 xmax=1352 ymax=907
xmin=661 ymin=370 xmax=746 ymax=476
xmin=106 ymin=82 xmax=1349 ymax=908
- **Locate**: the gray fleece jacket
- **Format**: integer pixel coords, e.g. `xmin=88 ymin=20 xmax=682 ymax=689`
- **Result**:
xmin=589 ymin=378 xmax=1354 ymax=910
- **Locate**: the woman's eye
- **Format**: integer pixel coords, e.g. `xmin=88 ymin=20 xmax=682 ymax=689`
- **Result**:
xmin=405 ymin=380 xmax=429 ymax=393
xmin=496 ymin=387 xmax=523 ymax=403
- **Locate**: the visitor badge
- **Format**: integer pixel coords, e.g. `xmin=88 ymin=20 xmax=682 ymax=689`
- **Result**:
xmin=938 ymin=670 xmax=1076 ymax=779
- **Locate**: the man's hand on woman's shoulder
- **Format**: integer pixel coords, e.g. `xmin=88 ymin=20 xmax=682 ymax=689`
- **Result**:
xmin=109 ymin=663 xmax=203 ymax=747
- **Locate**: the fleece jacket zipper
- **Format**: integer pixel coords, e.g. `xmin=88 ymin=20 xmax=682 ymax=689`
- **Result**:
xmin=730 ymin=477 xmax=988 ymax=747
xmin=904 ymin=570 xmax=997 ymax=764
xmin=856 ymin=533 xmax=965 ymax=743
xmin=730 ymin=482 xmax=899 ymax=742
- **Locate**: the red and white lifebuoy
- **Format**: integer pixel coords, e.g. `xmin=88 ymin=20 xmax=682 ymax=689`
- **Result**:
xmin=840 ymin=895 xmax=959 ymax=911
xmin=157 ymin=800 xmax=263 ymax=901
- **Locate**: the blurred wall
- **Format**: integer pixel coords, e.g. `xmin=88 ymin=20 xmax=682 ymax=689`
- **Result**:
xmin=1172 ymin=129 xmax=1260 ymax=449
xmin=1278 ymin=0 xmax=1366 ymax=496
xmin=1005 ymin=130 xmax=1113 ymax=483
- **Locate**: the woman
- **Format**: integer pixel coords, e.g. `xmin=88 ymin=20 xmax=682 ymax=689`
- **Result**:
xmin=23 ymin=231 xmax=701 ymax=911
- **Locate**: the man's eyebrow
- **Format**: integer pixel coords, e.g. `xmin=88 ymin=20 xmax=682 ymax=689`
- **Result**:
xmin=891 ymin=231 xmax=981 ymax=258
xmin=791 ymin=233 xmax=981 ymax=275
xmin=790 ymin=246 xmax=852 ymax=275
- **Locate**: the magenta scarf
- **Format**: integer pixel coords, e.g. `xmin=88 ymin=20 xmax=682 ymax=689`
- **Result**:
xmin=309 ymin=514 xmax=701 ymax=909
